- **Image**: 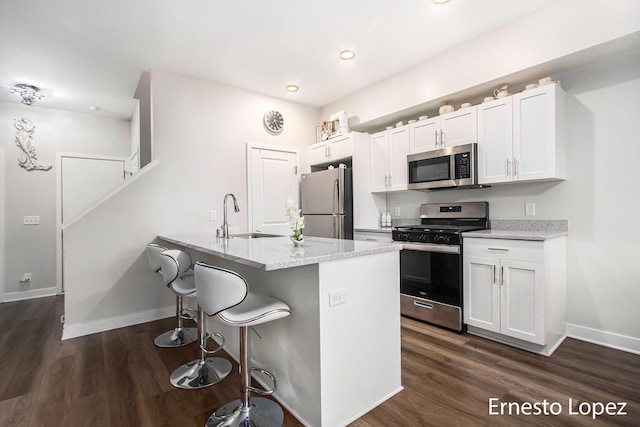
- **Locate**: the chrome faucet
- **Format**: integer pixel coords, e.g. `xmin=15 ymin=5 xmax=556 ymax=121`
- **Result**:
xmin=222 ymin=193 xmax=239 ymax=238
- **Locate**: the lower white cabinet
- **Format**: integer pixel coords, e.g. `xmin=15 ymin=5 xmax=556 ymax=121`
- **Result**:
xmin=354 ymin=230 xmax=393 ymax=243
xmin=463 ymin=236 xmax=566 ymax=355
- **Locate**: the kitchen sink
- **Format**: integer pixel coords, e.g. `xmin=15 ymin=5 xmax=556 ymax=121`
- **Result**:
xmin=231 ymin=232 xmax=282 ymax=239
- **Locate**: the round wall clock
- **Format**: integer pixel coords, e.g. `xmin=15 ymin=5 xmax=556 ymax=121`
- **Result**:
xmin=263 ymin=110 xmax=284 ymax=134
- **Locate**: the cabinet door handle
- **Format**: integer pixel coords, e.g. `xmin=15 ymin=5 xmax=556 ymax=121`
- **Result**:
xmin=328 ymin=145 xmax=332 ymax=158
xmin=506 ymin=158 xmax=511 ymax=176
xmin=488 ymin=247 xmax=509 ymax=252
xmin=514 ymin=158 xmax=519 ymax=176
xmin=435 ymin=130 xmax=439 ymax=146
xmin=389 ymin=175 xmax=393 ymax=186
xmin=440 ymin=130 xmax=445 ymax=144
xmin=325 ymin=145 xmax=328 ymax=158
xmin=493 ymin=265 xmax=497 ymax=283
xmin=501 ymin=266 xmax=505 ymax=286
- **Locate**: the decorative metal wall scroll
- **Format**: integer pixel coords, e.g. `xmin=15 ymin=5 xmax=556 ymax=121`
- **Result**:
xmin=14 ymin=117 xmax=52 ymax=171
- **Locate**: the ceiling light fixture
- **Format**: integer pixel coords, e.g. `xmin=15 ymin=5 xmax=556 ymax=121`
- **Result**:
xmin=285 ymin=85 xmax=299 ymax=93
xmin=339 ymin=50 xmax=356 ymax=60
xmin=433 ymin=0 xmax=450 ymax=4
xmin=10 ymin=84 xmax=45 ymax=105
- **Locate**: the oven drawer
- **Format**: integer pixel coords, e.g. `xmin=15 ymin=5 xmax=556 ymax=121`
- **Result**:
xmin=400 ymin=294 xmax=462 ymax=331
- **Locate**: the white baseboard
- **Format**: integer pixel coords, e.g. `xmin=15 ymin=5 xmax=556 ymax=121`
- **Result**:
xmin=62 ymin=305 xmax=175 ymax=340
xmin=2 ymin=286 xmax=58 ymax=302
xmin=567 ymin=323 xmax=640 ymax=355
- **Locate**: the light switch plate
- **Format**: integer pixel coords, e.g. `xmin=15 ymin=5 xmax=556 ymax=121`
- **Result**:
xmin=23 ymin=216 xmax=40 ymax=225
xmin=209 ymin=210 xmax=217 ymax=222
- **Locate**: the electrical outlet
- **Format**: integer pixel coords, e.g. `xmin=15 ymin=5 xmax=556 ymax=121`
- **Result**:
xmin=209 ymin=210 xmax=217 ymax=222
xmin=23 ymin=215 xmax=40 ymax=225
xmin=329 ymin=289 xmax=347 ymax=307
xmin=525 ymin=203 xmax=536 ymax=216
xmin=394 ymin=207 xmax=401 ymax=216
xmin=20 ymin=273 xmax=31 ymax=283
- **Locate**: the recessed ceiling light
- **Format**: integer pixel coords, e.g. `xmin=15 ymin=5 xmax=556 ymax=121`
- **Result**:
xmin=339 ymin=50 xmax=356 ymax=60
xmin=433 ymin=0 xmax=450 ymax=4
xmin=88 ymin=105 xmax=99 ymax=111
xmin=285 ymin=85 xmax=299 ymax=93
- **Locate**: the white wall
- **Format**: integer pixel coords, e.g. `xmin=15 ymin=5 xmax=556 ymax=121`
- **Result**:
xmin=62 ymin=70 xmax=319 ymax=336
xmin=321 ymin=0 xmax=640 ymax=130
xmin=379 ymin=50 xmax=640 ymax=346
xmin=0 ymin=102 xmax=130 ymax=300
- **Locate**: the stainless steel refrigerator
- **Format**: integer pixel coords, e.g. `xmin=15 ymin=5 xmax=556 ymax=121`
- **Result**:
xmin=301 ymin=167 xmax=353 ymax=239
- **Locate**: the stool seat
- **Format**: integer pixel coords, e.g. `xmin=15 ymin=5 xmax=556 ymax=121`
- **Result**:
xmin=171 ymin=275 xmax=197 ymax=296
xmin=217 ymin=293 xmax=290 ymax=327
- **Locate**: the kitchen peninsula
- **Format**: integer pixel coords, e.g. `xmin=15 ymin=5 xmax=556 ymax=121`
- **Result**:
xmin=157 ymin=233 xmax=403 ymax=427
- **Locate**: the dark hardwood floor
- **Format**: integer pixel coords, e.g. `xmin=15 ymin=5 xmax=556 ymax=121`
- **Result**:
xmin=0 ymin=296 xmax=638 ymax=426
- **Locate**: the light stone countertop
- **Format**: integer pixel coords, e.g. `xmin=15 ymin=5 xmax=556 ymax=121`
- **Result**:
xmin=158 ymin=233 xmax=402 ymax=271
xmin=463 ymin=219 xmax=568 ymax=241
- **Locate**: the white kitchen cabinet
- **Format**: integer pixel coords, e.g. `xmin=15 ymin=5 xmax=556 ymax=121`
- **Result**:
xmin=351 ymin=132 xmax=386 ymax=230
xmin=409 ymin=117 xmax=439 ymax=153
xmin=354 ymin=230 xmax=393 ymax=243
xmin=463 ymin=236 xmax=566 ymax=356
xmin=477 ymin=97 xmax=513 ymax=183
xmin=370 ymin=126 xmax=410 ymax=192
xmin=309 ymin=133 xmax=353 ymax=165
xmin=409 ymin=107 xmax=478 ymax=154
xmin=478 ymin=84 xmax=565 ymax=184
xmin=513 ymin=84 xmax=565 ymax=181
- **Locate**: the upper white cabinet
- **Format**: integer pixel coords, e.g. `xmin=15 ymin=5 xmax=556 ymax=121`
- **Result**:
xmin=309 ymin=133 xmax=353 ymax=165
xmin=409 ymin=107 xmax=478 ymax=154
xmin=478 ymin=84 xmax=565 ymax=184
xmin=463 ymin=236 xmax=566 ymax=356
xmin=370 ymin=126 xmax=410 ymax=192
xmin=477 ymin=97 xmax=513 ymax=183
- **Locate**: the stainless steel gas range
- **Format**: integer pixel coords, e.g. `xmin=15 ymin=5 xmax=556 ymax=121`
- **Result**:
xmin=392 ymin=202 xmax=489 ymax=332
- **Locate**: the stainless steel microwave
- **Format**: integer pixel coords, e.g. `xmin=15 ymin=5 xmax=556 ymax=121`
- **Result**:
xmin=407 ymin=143 xmax=478 ymax=190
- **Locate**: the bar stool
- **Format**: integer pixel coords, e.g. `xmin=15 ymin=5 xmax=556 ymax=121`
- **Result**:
xmin=194 ymin=262 xmax=291 ymax=427
xmin=160 ymin=250 xmax=232 ymax=389
xmin=145 ymin=243 xmax=197 ymax=347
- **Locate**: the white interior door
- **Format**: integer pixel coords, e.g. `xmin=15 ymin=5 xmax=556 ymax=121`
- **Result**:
xmin=61 ymin=156 xmax=127 ymax=223
xmin=247 ymin=144 xmax=299 ymax=236
xmin=56 ymin=153 xmax=129 ymax=293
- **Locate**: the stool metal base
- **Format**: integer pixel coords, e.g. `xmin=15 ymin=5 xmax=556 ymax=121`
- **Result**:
xmin=206 ymin=397 xmax=284 ymax=427
xmin=170 ymin=357 xmax=232 ymax=390
xmin=154 ymin=327 xmax=198 ymax=348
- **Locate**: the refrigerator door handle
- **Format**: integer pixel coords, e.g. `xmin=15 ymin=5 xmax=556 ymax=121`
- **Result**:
xmin=333 ymin=178 xmax=340 ymax=214
xmin=332 ymin=214 xmax=345 ymax=239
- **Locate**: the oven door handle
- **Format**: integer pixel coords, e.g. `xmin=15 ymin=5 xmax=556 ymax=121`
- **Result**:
xmin=401 ymin=243 xmax=460 ymax=254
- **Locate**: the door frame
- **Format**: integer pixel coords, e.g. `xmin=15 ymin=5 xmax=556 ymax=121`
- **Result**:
xmin=55 ymin=152 xmax=130 ymax=294
xmin=246 ymin=142 xmax=300 ymax=233
xmin=0 ymin=148 xmax=5 ymax=300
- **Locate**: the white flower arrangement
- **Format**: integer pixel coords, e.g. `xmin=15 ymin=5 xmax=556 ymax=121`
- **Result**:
xmin=285 ymin=200 xmax=305 ymax=241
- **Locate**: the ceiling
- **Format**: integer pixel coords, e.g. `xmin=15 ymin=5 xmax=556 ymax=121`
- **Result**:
xmin=0 ymin=0 xmax=560 ymax=120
